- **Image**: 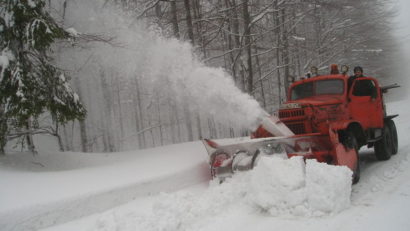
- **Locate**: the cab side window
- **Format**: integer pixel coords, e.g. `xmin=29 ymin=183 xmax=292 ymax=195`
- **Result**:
xmin=352 ymin=79 xmax=377 ymax=97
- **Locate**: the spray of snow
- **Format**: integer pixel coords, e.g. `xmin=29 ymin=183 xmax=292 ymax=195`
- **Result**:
xmin=60 ymin=0 xmax=268 ymax=131
xmin=92 ymin=156 xmax=352 ymax=231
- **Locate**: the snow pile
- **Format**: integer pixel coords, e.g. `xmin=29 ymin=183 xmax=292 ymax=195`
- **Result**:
xmin=305 ymin=159 xmax=352 ymax=214
xmin=101 ymin=156 xmax=352 ymax=231
xmin=249 ymin=156 xmax=308 ymax=216
xmin=131 ymin=174 xmax=252 ymax=231
xmin=249 ymin=157 xmax=352 ymax=216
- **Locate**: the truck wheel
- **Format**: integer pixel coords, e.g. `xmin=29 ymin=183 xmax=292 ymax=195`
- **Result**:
xmin=374 ymin=126 xmax=392 ymax=160
xmin=342 ymin=131 xmax=358 ymax=150
xmin=386 ymin=120 xmax=398 ymax=155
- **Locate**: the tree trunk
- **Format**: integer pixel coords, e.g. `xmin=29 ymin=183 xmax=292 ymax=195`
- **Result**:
xmin=181 ymin=0 xmax=195 ymax=141
xmin=100 ymin=70 xmax=116 ymax=152
xmin=62 ymin=0 xmax=67 ymax=21
xmin=54 ymin=120 xmax=64 ymax=151
xmin=62 ymin=124 xmax=71 ymax=151
xmin=242 ymin=0 xmax=253 ymax=94
xmin=183 ymin=0 xmax=195 ymax=44
xmin=183 ymin=102 xmax=194 ymax=141
xmin=74 ymin=78 xmax=88 ymax=152
xmin=196 ymin=112 xmax=202 ymax=139
xmin=281 ymin=8 xmax=290 ymax=98
xmin=115 ymin=75 xmax=124 ymax=141
xmin=79 ymin=119 xmax=88 ymax=152
xmin=225 ymin=0 xmax=241 ymax=85
xmin=0 ymin=108 xmax=6 ymax=155
xmin=274 ymin=0 xmax=282 ymax=104
xmin=131 ymin=76 xmax=145 ymax=149
xmin=156 ymin=95 xmax=164 ymax=146
xmin=170 ymin=0 xmax=180 ymax=39
xmin=168 ymin=97 xmax=177 ymax=144
xmin=207 ymin=117 xmax=216 ymax=139
xmin=254 ymin=45 xmax=266 ymax=108
xmin=231 ymin=0 xmax=242 ymax=86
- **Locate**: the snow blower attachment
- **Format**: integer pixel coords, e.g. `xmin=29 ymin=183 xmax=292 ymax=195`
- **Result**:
xmin=203 ymin=126 xmax=357 ymax=181
xmin=202 ymin=115 xmax=296 ymax=179
xmin=203 ymin=66 xmax=400 ymax=184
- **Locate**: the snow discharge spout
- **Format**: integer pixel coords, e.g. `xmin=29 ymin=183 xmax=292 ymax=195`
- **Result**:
xmin=58 ymin=0 xmax=292 ymax=136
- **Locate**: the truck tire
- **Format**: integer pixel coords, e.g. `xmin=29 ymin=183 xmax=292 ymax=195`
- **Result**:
xmin=374 ymin=126 xmax=392 ymax=161
xmin=386 ymin=120 xmax=398 ymax=155
xmin=342 ymin=131 xmax=358 ymax=150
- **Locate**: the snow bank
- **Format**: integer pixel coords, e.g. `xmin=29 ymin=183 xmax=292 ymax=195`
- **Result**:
xmin=249 ymin=157 xmax=352 ymax=217
xmin=0 ymin=141 xmax=210 ymax=231
xmin=92 ymin=156 xmax=352 ymax=231
xmin=305 ymin=159 xmax=352 ymax=215
xmin=249 ymin=156 xmax=308 ymax=216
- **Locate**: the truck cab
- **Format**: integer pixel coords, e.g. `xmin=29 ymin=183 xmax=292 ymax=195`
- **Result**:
xmin=205 ymin=67 xmax=399 ymax=184
xmin=253 ymin=72 xmax=398 ymax=162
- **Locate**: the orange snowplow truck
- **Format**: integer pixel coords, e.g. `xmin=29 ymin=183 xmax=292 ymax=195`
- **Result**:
xmin=202 ymin=67 xmax=399 ymax=184
xmin=252 ymin=72 xmax=399 ymax=183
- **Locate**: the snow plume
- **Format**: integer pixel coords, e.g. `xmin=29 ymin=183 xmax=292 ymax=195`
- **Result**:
xmin=138 ymin=37 xmax=269 ymax=130
xmin=92 ymin=157 xmax=352 ymax=231
xmin=58 ymin=0 xmax=268 ymax=132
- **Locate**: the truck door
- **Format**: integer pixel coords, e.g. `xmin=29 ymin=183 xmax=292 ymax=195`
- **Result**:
xmin=348 ymin=78 xmax=383 ymax=129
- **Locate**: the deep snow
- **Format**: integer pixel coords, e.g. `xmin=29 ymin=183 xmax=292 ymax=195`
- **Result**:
xmin=1 ymin=1 xmax=409 ymax=229
xmin=0 ymin=99 xmax=409 ymax=231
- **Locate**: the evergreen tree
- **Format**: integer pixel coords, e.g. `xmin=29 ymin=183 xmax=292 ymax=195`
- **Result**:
xmin=0 ymin=0 xmax=86 ymax=154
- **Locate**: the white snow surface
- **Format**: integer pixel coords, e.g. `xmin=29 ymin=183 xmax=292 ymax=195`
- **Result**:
xmin=0 ymin=99 xmax=409 ymax=231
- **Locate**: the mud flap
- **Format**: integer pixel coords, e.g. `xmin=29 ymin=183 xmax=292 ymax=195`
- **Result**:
xmin=329 ymin=128 xmax=358 ymax=171
xmin=333 ymin=143 xmax=358 ymax=171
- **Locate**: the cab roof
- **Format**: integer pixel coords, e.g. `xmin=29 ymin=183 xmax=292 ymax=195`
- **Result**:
xmin=293 ymin=74 xmax=348 ymax=85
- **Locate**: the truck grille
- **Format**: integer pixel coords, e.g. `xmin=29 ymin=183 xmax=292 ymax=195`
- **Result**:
xmin=279 ymin=109 xmax=305 ymax=118
xmin=286 ymin=122 xmax=306 ymax=134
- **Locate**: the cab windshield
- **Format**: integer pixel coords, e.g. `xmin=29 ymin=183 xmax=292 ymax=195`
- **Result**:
xmin=291 ymin=79 xmax=344 ymax=100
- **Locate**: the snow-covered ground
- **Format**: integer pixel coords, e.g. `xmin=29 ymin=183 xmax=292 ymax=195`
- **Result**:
xmin=0 ymin=98 xmax=409 ymax=231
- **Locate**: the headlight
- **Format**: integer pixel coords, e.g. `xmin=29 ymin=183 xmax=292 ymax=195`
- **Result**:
xmin=341 ymin=65 xmax=349 ymax=73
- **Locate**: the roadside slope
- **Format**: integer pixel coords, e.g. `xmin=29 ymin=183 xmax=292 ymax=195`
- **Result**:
xmin=0 ymin=142 xmax=210 ymax=231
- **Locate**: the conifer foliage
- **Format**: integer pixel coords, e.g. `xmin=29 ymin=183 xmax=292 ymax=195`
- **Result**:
xmin=0 ymin=0 xmax=86 ymax=154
